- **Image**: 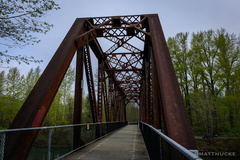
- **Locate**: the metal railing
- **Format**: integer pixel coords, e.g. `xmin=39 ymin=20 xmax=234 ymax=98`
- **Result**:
xmin=0 ymin=121 xmax=128 ymax=160
xmin=139 ymin=122 xmax=202 ymax=160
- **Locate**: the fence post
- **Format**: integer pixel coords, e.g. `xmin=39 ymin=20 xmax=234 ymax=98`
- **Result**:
xmin=100 ymin=124 xmax=102 ymax=137
xmin=47 ymin=129 xmax=53 ymax=160
xmin=159 ymin=129 xmax=162 ymax=160
xmin=0 ymin=132 xmax=6 ymax=160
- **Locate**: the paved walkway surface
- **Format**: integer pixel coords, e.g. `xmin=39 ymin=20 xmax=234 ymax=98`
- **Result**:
xmin=63 ymin=125 xmax=149 ymax=160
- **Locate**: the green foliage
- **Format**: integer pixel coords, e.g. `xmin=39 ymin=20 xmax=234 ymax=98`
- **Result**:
xmin=24 ymin=66 xmax=41 ymax=96
xmin=44 ymin=66 xmax=75 ymax=126
xmin=0 ymin=95 xmax=22 ymax=129
xmin=126 ymin=102 xmax=139 ymax=123
xmin=0 ymin=71 xmax=5 ymax=95
xmin=0 ymin=67 xmax=41 ymax=128
xmin=0 ymin=66 xmax=95 ymax=129
xmin=5 ymin=67 xmax=25 ymax=100
xmin=167 ymin=29 xmax=240 ymax=137
xmin=0 ymin=0 xmax=60 ymax=64
xmin=82 ymin=95 xmax=92 ymax=123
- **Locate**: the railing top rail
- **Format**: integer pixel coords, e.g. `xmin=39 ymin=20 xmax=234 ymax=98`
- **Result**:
xmin=0 ymin=121 xmax=127 ymax=133
xmin=140 ymin=122 xmax=202 ymax=160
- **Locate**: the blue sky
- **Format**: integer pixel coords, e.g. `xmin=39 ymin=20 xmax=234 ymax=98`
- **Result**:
xmin=1 ymin=0 xmax=240 ymax=74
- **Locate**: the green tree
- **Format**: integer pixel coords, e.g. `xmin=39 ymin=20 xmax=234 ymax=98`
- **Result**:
xmin=168 ymin=33 xmax=190 ymax=97
xmin=214 ymin=29 xmax=240 ymax=128
xmin=24 ymin=66 xmax=41 ymax=97
xmin=0 ymin=95 xmax=22 ymax=129
xmin=0 ymin=68 xmax=23 ymax=128
xmin=126 ymin=102 xmax=139 ymax=123
xmin=82 ymin=94 xmax=92 ymax=123
xmin=190 ymin=92 xmax=216 ymax=139
xmin=5 ymin=67 xmax=25 ymax=100
xmin=167 ymin=33 xmax=193 ymax=120
xmin=58 ymin=66 xmax=75 ymax=122
xmin=215 ymin=29 xmax=240 ymax=96
xmin=0 ymin=0 xmax=60 ymax=64
xmin=191 ymin=30 xmax=220 ymax=97
xmin=168 ymin=29 xmax=240 ymax=137
xmin=0 ymin=71 xmax=5 ymax=95
xmin=44 ymin=66 xmax=75 ymax=125
xmin=0 ymin=66 xmax=42 ymax=128
xmin=190 ymin=30 xmax=220 ymax=134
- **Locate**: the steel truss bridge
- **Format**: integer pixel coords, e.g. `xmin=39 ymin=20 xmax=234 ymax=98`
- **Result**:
xmin=3 ymin=14 xmax=197 ymax=160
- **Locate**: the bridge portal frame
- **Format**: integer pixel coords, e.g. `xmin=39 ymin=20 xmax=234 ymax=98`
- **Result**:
xmin=4 ymin=14 xmax=196 ymax=160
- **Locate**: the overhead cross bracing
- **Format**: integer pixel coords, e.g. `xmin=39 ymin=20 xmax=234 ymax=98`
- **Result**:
xmin=75 ymin=15 xmax=148 ymax=106
xmin=4 ymin=14 xmax=197 ymax=160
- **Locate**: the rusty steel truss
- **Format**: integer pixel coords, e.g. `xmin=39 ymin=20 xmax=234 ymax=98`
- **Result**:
xmin=4 ymin=14 xmax=196 ymax=160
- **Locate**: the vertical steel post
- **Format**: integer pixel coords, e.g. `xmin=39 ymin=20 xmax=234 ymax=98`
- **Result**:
xmin=0 ymin=132 xmax=6 ymax=160
xmin=73 ymin=47 xmax=85 ymax=149
xmin=97 ymin=60 xmax=103 ymax=122
xmin=143 ymin=53 xmax=151 ymax=124
xmin=147 ymin=46 xmax=153 ymax=125
xmin=103 ymin=77 xmax=110 ymax=122
xmin=108 ymin=78 xmax=114 ymax=121
xmin=140 ymin=86 xmax=146 ymax=123
xmin=159 ymin=129 xmax=163 ymax=160
xmin=47 ymin=129 xmax=52 ymax=160
xmin=84 ymin=44 xmax=97 ymax=123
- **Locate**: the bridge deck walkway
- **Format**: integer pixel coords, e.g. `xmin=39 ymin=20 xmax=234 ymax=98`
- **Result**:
xmin=63 ymin=125 xmax=149 ymax=160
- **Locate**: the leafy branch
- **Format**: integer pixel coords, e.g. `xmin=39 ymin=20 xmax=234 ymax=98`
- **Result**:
xmin=0 ymin=0 xmax=60 ymax=65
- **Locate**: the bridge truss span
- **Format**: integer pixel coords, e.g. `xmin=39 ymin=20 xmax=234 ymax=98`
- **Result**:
xmin=4 ymin=14 xmax=197 ymax=160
